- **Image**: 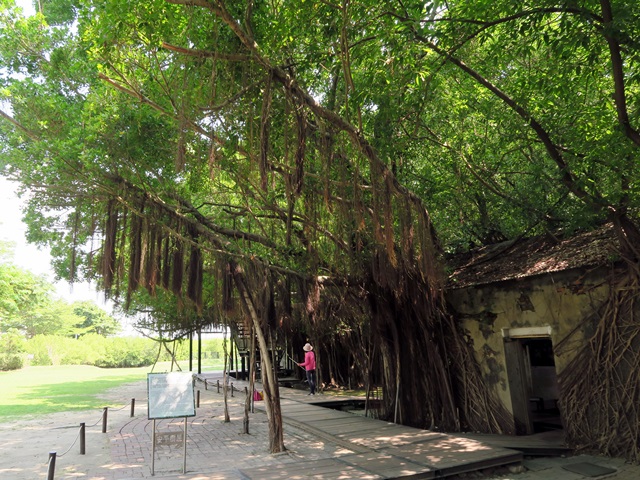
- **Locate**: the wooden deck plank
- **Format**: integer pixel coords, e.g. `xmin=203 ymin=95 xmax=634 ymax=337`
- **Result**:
xmin=339 ymin=452 xmax=436 ymax=479
xmin=306 ymin=415 xmax=369 ymax=425
xmin=380 ymin=437 xmax=522 ymax=472
xmin=323 ymin=422 xmax=410 ymax=436
xmin=338 ymin=429 xmax=446 ymax=449
xmin=239 ymin=458 xmax=382 ymax=479
xmin=304 ymin=417 xmax=379 ymax=430
xmin=284 ymin=404 xmax=357 ymax=414
xmin=456 ymin=430 xmax=571 ymax=456
xmin=282 ymin=408 xmax=348 ymax=418
xmin=250 ymin=386 xmax=524 ymax=479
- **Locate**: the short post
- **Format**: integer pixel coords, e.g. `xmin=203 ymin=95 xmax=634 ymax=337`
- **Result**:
xmin=243 ymin=387 xmax=249 ymax=434
xmin=231 ymin=383 xmax=234 ymax=397
xmin=47 ymin=451 xmax=56 ymax=480
xmin=102 ymin=407 xmax=108 ymax=433
xmin=80 ymin=423 xmax=86 ymax=455
xmin=196 ymin=390 xmax=201 ymax=408
xmin=217 ymin=380 xmax=220 ymax=393
xmin=130 ymin=398 xmax=135 ymax=418
xmin=204 ymin=379 xmax=208 ymax=390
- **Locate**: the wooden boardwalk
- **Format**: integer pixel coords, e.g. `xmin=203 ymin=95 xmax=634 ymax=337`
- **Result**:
xmin=457 ymin=430 xmax=571 ymax=457
xmin=244 ymin=387 xmax=523 ymax=479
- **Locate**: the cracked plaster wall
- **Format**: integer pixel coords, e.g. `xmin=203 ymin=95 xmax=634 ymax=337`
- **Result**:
xmin=446 ymin=267 xmax=610 ymax=416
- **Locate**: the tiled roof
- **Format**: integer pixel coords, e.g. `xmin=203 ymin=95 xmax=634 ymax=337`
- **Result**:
xmin=447 ymin=224 xmax=620 ymax=289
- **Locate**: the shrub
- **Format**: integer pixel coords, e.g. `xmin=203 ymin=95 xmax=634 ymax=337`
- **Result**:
xmin=25 ymin=334 xmax=157 ymax=367
xmin=95 ymin=337 xmax=157 ymax=368
xmin=0 ymin=331 xmax=25 ymax=371
xmin=0 ymin=353 xmax=23 ymax=370
xmin=0 ymin=330 xmax=24 ymax=370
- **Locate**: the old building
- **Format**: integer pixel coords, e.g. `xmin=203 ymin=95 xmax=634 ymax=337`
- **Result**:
xmin=446 ymin=224 xmax=620 ymax=436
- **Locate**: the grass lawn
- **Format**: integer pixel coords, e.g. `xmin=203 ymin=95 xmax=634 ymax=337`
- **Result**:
xmin=0 ymin=361 xmax=224 ymax=420
xmin=0 ymin=365 xmax=148 ymax=419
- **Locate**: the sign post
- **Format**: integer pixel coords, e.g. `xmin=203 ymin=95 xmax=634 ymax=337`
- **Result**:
xmin=147 ymin=372 xmax=196 ymax=475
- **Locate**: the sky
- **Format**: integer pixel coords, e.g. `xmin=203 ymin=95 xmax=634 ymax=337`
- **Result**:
xmin=0 ymin=176 xmax=108 ymax=305
xmin=16 ymin=0 xmax=34 ymax=16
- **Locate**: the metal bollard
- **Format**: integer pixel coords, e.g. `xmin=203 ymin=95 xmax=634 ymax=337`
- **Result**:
xmin=47 ymin=451 xmax=56 ymax=480
xmin=80 ymin=423 xmax=86 ymax=455
xmin=102 ymin=407 xmax=108 ymax=433
xmin=205 ymin=379 xmax=208 ymax=390
xmin=130 ymin=398 xmax=135 ymax=418
xmin=197 ymin=390 xmax=201 ymax=408
xmin=231 ymin=383 xmax=234 ymax=397
xmin=217 ymin=380 xmax=220 ymax=393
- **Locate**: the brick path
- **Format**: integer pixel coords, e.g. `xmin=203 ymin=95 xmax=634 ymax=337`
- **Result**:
xmin=103 ymin=379 xmax=352 ymax=479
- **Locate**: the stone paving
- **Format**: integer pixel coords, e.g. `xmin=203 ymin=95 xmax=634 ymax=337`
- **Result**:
xmin=10 ymin=373 xmax=640 ymax=480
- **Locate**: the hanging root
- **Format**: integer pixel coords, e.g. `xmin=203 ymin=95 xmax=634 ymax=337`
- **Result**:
xmin=559 ymin=260 xmax=640 ymax=462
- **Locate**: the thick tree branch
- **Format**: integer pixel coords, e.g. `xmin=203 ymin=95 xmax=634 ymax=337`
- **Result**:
xmin=161 ymin=42 xmax=252 ymax=62
xmin=599 ymin=0 xmax=640 ymax=147
xmin=413 ymin=33 xmax=604 ymax=211
xmin=0 ymin=109 xmax=40 ymax=141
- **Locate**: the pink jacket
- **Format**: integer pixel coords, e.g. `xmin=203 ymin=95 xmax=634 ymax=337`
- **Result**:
xmin=298 ymin=351 xmax=316 ymax=371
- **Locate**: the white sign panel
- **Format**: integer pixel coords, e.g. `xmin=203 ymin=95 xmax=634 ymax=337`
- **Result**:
xmin=147 ymin=372 xmax=196 ymax=420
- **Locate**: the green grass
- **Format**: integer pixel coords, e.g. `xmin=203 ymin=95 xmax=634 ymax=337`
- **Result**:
xmin=0 ymin=361 xmax=225 ymax=420
xmin=0 ymin=365 xmax=148 ymax=419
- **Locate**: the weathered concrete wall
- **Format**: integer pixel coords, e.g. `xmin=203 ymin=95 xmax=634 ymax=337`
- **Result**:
xmin=446 ymin=267 xmax=610 ymax=416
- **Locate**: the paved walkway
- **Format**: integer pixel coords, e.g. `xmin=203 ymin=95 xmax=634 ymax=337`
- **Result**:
xmin=11 ymin=373 xmax=640 ymax=479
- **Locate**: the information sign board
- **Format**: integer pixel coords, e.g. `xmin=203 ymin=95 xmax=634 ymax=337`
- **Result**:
xmin=147 ymin=372 xmax=196 ymax=420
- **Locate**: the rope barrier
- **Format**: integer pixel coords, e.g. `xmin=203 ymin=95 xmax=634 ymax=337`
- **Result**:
xmin=43 ymin=398 xmax=136 ymax=479
xmin=45 ymin=376 xmax=254 ymax=478
xmin=193 ymin=375 xmax=255 ymax=413
xmin=86 ymin=410 xmax=106 ymax=428
xmin=56 ymin=427 xmax=81 ymax=458
xmin=107 ymin=402 xmax=131 ymax=412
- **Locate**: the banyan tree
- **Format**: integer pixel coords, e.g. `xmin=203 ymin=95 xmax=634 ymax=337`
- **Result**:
xmin=3 ymin=0 xmax=640 ymax=459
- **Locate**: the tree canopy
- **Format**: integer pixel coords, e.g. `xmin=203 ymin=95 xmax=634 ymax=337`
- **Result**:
xmin=1 ymin=0 xmax=640 ymax=455
xmin=0 ymin=241 xmax=119 ymax=338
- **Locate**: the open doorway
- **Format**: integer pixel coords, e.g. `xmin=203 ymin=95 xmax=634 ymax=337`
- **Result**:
xmin=504 ymin=333 xmax=564 ymax=434
xmin=522 ymin=338 xmax=563 ymax=433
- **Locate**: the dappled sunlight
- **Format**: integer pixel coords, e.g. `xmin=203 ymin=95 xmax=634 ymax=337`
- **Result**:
xmin=240 ymin=460 xmax=380 ymax=479
xmin=339 ymin=451 xmax=433 ymax=477
xmin=345 ymin=428 xmax=444 ymax=448
xmin=382 ymin=435 xmax=515 ymax=469
xmin=527 ymin=258 xmax=569 ymax=277
xmin=106 ymin=462 xmax=144 ymax=470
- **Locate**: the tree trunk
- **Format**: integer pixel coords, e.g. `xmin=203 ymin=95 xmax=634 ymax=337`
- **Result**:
xmin=230 ymin=261 xmax=285 ymax=453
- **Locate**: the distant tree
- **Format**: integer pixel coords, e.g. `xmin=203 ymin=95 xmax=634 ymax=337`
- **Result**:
xmin=0 ymin=247 xmax=87 ymax=338
xmin=0 ymin=262 xmax=54 ymax=336
xmin=15 ymin=299 xmax=83 ymax=338
xmin=71 ymin=300 xmax=120 ymax=337
xmin=0 ymin=329 xmax=25 ymax=370
xmin=0 ymin=240 xmax=15 ymax=263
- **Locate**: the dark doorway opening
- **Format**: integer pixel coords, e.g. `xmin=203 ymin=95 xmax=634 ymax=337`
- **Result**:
xmin=523 ymin=338 xmax=563 ymax=433
xmin=505 ymin=335 xmax=564 ymax=434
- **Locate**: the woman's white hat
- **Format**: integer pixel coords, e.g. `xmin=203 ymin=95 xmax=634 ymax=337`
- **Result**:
xmin=303 ymin=343 xmax=313 ymax=351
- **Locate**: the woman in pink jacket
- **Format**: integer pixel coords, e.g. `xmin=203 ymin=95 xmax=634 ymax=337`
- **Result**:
xmin=296 ymin=343 xmax=316 ymax=395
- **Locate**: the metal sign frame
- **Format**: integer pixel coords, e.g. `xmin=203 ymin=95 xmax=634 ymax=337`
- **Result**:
xmin=147 ymin=372 xmax=195 ymax=475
